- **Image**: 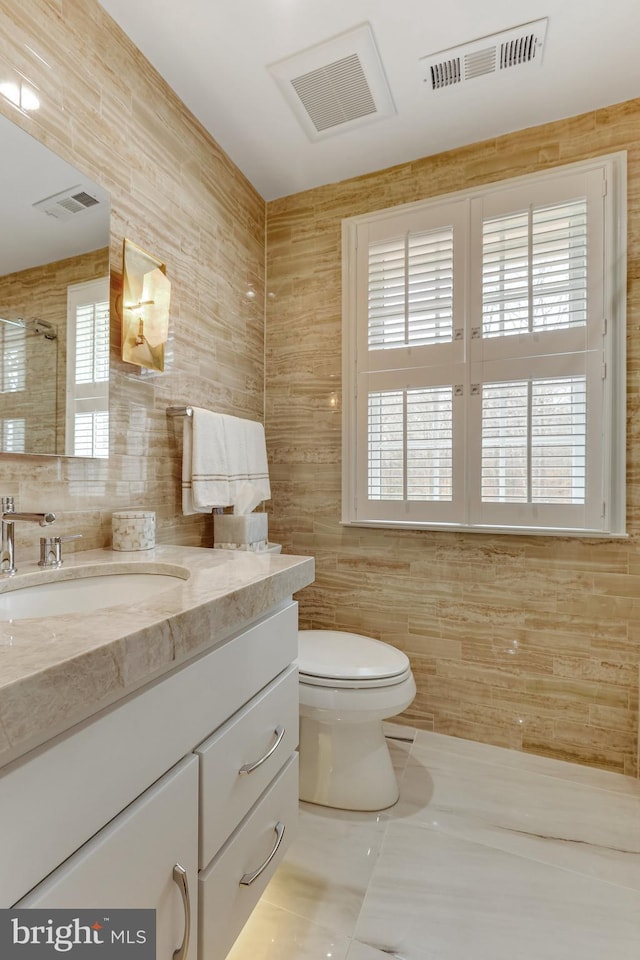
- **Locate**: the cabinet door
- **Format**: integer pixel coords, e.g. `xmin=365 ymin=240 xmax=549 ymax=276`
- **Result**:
xmin=16 ymin=755 xmax=198 ymax=960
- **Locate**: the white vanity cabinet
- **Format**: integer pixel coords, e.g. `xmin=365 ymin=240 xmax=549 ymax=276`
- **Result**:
xmin=17 ymin=755 xmax=199 ymax=960
xmin=3 ymin=598 xmax=301 ymax=960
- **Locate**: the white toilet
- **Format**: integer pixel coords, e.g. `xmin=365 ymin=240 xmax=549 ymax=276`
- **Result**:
xmin=297 ymin=629 xmax=416 ymax=811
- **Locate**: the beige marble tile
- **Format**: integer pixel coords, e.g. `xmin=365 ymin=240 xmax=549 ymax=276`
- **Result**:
xmin=387 ymin=738 xmax=413 ymax=779
xmin=227 ymin=899 xmax=351 ymax=960
xmin=266 ymin=98 xmax=640 ymax=775
xmin=412 ymin=730 xmax=640 ymax=794
xmin=239 ymin=731 xmax=640 ymax=960
xmin=261 ymin=800 xmax=389 ymax=937
xmin=392 ymin=732 xmax=640 ymax=892
xmin=355 ymin=823 xmax=640 ymax=960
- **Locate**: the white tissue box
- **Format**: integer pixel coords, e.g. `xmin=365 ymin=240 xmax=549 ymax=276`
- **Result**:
xmin=213 ymin=512 xmax=268 ymax=547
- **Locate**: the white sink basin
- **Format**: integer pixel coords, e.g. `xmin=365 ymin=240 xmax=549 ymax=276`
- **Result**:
xmin=0 ymin=565 xmax=190 ymax=620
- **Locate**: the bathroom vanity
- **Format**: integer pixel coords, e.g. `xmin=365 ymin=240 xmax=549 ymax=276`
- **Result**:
xmin=0 ymin=545 xmax=314 ymax=960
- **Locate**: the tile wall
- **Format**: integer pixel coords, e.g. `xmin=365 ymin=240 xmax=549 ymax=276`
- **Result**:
xmin=2 ymin=1 xmax=639 ymax=775
xmin=266 ymin=100 xmax=640 ymax=775
xmin=0 ymin=0 xmax=266 ymax=551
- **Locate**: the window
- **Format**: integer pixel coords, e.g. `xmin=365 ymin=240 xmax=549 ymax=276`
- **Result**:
xmin=0 ymin=322 xmax=26 ymax=393
xmin=0 ymin=418 xmax=25 ymax=453
xmin=65 ymin=278 xmax=109 ymax=458
xmin=342 ymin=155 xmax=626 ymax=536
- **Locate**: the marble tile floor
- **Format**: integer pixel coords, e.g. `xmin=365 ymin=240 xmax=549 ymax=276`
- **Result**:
xmin=228 ymin=726 xmax=640 ymax=960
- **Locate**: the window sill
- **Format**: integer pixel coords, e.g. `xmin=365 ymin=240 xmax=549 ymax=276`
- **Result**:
xmin=340 ymin=519 xmax=628 ymax=539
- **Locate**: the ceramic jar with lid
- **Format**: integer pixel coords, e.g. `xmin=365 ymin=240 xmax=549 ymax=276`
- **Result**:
xmin=112 ymin=510 xmax=155 ymax=551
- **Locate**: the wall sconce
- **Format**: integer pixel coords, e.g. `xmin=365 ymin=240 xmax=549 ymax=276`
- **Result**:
xmin=122 ymin=238 xmax=171 ymax=371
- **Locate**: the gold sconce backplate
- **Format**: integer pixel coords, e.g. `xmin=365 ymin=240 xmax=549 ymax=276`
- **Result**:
xmin=122 ymin=238 xmax=171 ymax=371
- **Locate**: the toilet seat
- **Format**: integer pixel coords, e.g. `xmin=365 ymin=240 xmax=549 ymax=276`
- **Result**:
xmin=298 ymin=629 xmax=411 ymax=689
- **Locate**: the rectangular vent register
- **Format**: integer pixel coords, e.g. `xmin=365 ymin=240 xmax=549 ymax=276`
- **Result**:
xmin=420 ymin=19 xmax=548 ymax=91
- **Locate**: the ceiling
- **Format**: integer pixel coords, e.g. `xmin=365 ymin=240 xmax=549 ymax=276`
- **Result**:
xmin=98 ymin=0 xmax=640 ymax=201
xmin=0 ymin=114 xmax=109 ymax=276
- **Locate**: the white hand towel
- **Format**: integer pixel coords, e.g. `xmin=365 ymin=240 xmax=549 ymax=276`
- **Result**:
xmin=182 ymin=407 xmax=232 ymax=514
xmin=181 ymin=408 xmax=271 ymax=515
xmin=223 ymin=414 xmax=271 ymax=510
xmin=181 ymin=413 xmax=197 ymax=515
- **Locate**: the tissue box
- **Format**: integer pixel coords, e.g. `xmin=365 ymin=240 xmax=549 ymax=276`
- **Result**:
xmin=213 ymin=512 xmax=268 ymax=548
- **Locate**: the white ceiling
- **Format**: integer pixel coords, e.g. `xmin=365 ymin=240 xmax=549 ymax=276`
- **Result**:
xmin=100 ymin=1 xmax=640 ymax=202
xmin=0 ymin=114 xmax=110 ymax=277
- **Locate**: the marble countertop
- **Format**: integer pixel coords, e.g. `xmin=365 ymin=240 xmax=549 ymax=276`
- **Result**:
xmin=0 ymin=545 xmax=314 ymax=768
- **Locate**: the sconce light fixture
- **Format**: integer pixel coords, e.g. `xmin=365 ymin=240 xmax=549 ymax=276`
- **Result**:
xmin=122 ymin=239 xmax=171 ymax=371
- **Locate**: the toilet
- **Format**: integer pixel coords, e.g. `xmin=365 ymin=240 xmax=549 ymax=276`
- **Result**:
xmin=297 ymin=630 xmax=416 ymax=811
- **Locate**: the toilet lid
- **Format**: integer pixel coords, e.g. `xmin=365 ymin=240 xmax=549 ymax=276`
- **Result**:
xmin=297 ymin=630 xmax=410 ymax=682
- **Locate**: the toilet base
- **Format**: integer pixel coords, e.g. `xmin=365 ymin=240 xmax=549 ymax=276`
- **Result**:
xmin=298 ymin=715 xmax=400 ymax=811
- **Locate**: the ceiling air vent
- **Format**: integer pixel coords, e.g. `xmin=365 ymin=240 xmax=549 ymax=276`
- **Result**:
xmin=420 ymin=18 xmax=548 ymax=92
xmin=269 ymin=23 xmax=395 ymax=141
xmin=33 ymin=185 xmax=101 ymax=220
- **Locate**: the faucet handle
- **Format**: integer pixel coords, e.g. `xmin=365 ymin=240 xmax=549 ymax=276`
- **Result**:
xmin=1 ymin=496 xmax=15 ymax=514
xmin=38 ymin=534 xmax=82 ymax=568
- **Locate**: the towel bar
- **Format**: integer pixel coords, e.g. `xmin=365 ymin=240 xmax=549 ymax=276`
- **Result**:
xmin=166 ymin=406 xmax=193 ymax=418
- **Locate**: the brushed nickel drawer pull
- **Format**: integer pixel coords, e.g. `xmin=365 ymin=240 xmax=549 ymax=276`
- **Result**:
xmin=239 ymin=725 xmax=285 ymax=775
xmin=172 ymin=863 xmax=191 ymax=960
xmin=239 ymin=821 xmax=285 ymax=886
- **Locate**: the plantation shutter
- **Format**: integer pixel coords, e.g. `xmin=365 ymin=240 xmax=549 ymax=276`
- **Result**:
xmin=481 ymin=199 xmax=588 ymax=338
xmin=354 ymin=200 xmax=466 ymax=523
xmin=66 ymin=278 xmax=109 ymax=458
xmin=467 ymin=169 xmax=605 ymax=530
xmin=343 ymin=155 xmax=625 ymax=535
xmin=75 ymin=300 xmax=109 ymax=385
xmin=72 ymin=411 xmax=109 ymax=458
xmin=479 ymin=377 xmax=587 ymax=504
xmin=367 ymin=228 xmax=454 ymax=349
xmin=367 ymin=386 xmax=454 ymax=502
xmin=0 ymin=418 xmax=25 ymax=453
xmin=0 ymin=324 xmax=26 ymax=393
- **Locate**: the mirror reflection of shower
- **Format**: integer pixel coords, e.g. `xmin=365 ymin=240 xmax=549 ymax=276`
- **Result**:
xmin=0 ymin=316 xmax=58 ymax=338
xmin=0 ymin=316 xmax=59 ymax=453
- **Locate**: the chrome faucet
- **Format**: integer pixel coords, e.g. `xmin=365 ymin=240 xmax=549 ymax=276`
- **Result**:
xmin=1 ymin=497 xmax=56 ymax=576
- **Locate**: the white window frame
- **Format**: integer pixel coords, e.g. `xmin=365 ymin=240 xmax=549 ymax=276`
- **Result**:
xmin=342 ymin=154 xmax=627 ymax=537
xmin=0 ymin=322 xmax=26 ymax=394
xmin=65 ymin=277 xmax=110 ymax=458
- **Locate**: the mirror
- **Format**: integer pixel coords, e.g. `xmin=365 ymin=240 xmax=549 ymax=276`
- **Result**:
xmin=0 ymin=112 xmax=110 ymax=458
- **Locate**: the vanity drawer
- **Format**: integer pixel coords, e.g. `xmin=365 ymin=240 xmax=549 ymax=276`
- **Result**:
xmin=198 ymin=753 xmax=297 ymax=960
xmin=196 ymin=664 xmax=299 ymax=868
